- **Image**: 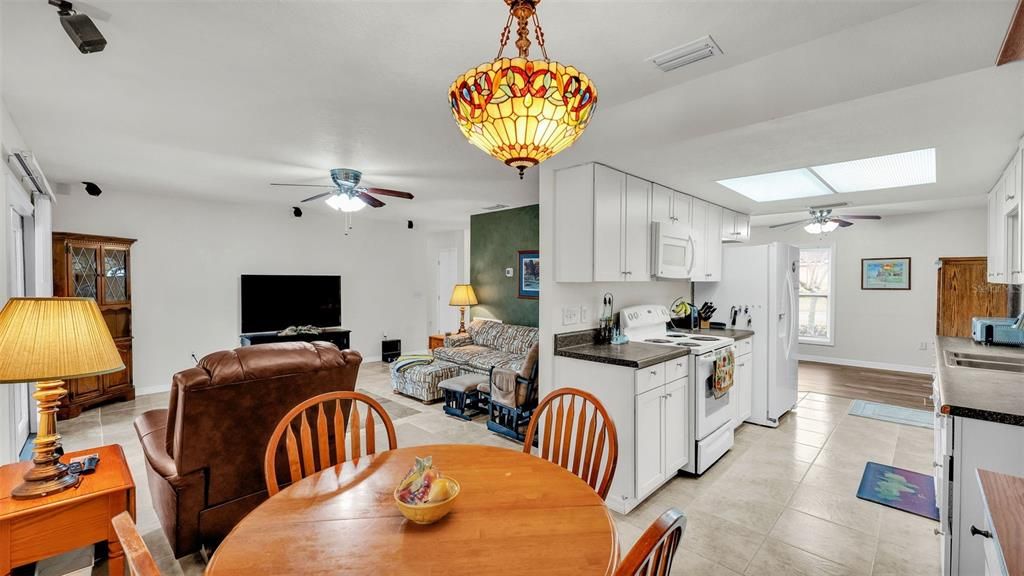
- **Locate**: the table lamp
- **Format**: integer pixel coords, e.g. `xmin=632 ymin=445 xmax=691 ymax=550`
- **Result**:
xmin=0 ymin=297 xmax=124 ymax=499
xmin=448 ymin=284 xmax=478 ymax=333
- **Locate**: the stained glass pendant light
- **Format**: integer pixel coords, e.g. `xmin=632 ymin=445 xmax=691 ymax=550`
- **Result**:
xmin=449 ymin=0 xmax=597 ymax=179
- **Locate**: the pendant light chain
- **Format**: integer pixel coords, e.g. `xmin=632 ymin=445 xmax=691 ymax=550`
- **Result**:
xmin=532 ymin=13 xmax=549 ymax=61
xmin=495 ymin=12 xmax=514 ymax=60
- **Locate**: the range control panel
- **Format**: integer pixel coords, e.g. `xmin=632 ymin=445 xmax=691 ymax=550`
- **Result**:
xmin=619 ymin=305 xmax=672 ymax=329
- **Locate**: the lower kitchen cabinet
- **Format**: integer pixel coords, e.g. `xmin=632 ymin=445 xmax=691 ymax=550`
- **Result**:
xmin=553 ymin=355 xmax=689 ymax=514
xmin=935 ymin=393 xmax=1024 ymax=574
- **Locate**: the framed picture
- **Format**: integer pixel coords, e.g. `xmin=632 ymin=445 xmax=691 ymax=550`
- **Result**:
xmin=518 ymin=250 xmax=539 ymax=299
xmin=862 ymin=257 xmax=911 ymax=290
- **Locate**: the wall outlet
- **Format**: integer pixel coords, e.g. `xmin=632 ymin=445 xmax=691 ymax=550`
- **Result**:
xmin=580 ymin=305 xmax=591 ymax=323
xmin=562 ymin=305 xmax=580 ymax=326
xmin=505 ymin=267 xmax=514 ymax=278
xmin=918 ymin=341 xmax=929 ymax=351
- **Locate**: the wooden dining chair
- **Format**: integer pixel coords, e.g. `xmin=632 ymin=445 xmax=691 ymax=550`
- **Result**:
xmin=111 ymin=511 xmax=161 ymax=576
xmin=264 ymin=391 xmax=398 ymax=496
xmin=522 ymin=387 xmax=618 ymax=499
xmin=614 ymin=508 xmax=687 ymax=576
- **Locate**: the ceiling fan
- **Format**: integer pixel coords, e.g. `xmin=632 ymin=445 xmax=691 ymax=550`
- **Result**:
xmin=769 ymin=202 xmax=881 ymax=233
xmin=271 ymin=168 xmax=414 ymax=212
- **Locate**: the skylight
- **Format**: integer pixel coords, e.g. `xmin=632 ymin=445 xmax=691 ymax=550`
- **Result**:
xmin=717 ymin=148 xmax=937 ymax=202
xmin=810 ymin=148 xmax=936 ymax=193
xmin=716 ymin=168 xmax=833 ymax=203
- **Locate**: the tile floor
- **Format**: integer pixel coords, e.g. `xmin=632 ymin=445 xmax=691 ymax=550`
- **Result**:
xmin=54 ymin=362 xmax=940 ymax=576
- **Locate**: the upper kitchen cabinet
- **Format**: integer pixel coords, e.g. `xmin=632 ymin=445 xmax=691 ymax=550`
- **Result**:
xmin=554 ymin=163 xmax=650 ymax=282
xmin=721 ymin=209 xmax=750 ymax=243
xmin=987 ymin=139 xmax=1023 ymax=284
xmin=691 ymin=199 xmax=723 ymax=282
xmin=652 ymin=183 xmax=692 ymax=225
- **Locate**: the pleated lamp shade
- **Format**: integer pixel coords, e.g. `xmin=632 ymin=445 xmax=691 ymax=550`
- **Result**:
xmin=0 ymin=298 xmax=124 ymax=383
xmin=449 ymin=284 xmax=478 ymax=307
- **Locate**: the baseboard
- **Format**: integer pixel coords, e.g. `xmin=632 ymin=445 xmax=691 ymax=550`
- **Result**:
xmin=135 ymin=385 xmax=171 ymax=397
xmin=795 ymin=354 xmax=935 ymax=376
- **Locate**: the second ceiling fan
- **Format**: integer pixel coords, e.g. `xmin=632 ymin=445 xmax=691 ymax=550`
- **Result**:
xmin=770 ymin=203 xmax=881 ymax=234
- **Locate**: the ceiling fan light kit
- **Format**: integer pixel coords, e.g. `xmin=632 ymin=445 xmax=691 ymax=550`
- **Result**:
xmin=448 ymin=0 xmax=597 ymax=179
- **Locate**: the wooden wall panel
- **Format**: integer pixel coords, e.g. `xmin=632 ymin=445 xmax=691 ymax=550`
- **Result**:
xmin=936 ymin=257 xmax=1008 ymax=337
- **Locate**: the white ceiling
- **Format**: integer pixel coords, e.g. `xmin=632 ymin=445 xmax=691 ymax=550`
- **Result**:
xmin=2 ymin=0 xmax=1022 ymax=229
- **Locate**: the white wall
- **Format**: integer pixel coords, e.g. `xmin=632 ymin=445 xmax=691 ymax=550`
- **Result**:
xmin=538 ymin=166 xmax=692 ymax=397
xmin=422 ymin=229 xmax=469 ymax=335
xmin=53 ymin=190 xmax=460 ymax=394
xmin=753 ymin=208 xmax=987 ymax=372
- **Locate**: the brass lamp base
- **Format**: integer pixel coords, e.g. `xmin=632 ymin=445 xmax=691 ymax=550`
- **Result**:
xmin=458 ymin=306 xmax=467 ymax=333
xmin=11 ymin=380 xmax=79 ymax=500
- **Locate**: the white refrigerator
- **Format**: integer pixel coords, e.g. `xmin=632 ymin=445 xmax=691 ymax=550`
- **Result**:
xmin=695 ymin=242 xmax=799 ymax=427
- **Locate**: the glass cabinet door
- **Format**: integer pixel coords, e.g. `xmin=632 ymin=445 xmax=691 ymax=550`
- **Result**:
xmin=102 ymin=247 xmax=129 ymax=304
xmin=70 ymin=245 xmax=99 ymax=299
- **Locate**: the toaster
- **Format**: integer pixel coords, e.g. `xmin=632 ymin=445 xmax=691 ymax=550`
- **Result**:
xmin=972 ymin=317 xmax=1024 ymax=346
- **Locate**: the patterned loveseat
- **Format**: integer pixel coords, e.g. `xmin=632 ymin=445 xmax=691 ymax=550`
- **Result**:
xmin=434 ymin=319 xmax=539 ymax=375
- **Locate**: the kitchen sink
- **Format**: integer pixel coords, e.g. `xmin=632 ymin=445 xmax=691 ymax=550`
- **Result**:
xmin=946 ymin=351 xmax=1024 ymax=373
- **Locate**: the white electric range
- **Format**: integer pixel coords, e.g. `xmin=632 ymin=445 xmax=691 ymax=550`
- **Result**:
xmin=620 ymin=305 xmax=736 ymax=474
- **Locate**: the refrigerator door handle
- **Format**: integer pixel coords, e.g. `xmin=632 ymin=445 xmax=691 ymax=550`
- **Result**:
xmin=781 ymin=272 xmax=796 ymax=360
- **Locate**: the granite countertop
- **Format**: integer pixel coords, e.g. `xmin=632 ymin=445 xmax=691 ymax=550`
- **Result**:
xmin=934 ymin=336 xmax=1024 ymax=427
xmin=554 ymin=341 xmax=690 ymax=369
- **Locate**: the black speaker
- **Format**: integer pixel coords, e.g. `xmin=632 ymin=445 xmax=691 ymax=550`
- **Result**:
xmin=60 ymin=13 xmax=106 ymax=54
xmin=382 ymin=339 xmax=401 ymax=363
xmin=407 ymin=220 xmax=414 ymax=229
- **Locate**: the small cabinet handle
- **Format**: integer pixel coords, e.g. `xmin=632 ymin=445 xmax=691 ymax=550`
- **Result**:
xmin=934 ymin=528 xmax=944 ymax=536
xmin=970 ymin=526 xmax=992 ymax=539
xmin=650 ymin=370 xmax=658 ymax=375
xmin=665 ymin=392 xmax=673 ymax=398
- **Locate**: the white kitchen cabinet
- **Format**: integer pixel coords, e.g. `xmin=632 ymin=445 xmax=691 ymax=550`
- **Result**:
xmin=555 ymin=163 xmax=651 ymax=282
xmin=692 ymin=199 xmax=723 ymax=282
xmin=553 ymin=355 xmax=689 ymax=514
xmin=663 ymin=378 xmax=689 ymax=472
xmin=635 ymin=386 xmax=665 ymax=499
xmin=594 ymin=165 xmax=626 ymax=282
xmin=652 ymin=183 xmax=692 ymax=225
xmin=733 ymin=348 xmax=752 ymax=428
xmin=624 ymin=175 xmax=651 ymax=281
xmin=937 ymin=414 xmax=1024 ymax=575
xmin=721 ymin=209 xmax=750 ymax=243
xmin=986 ymin=140 xmax=1024 ymax=285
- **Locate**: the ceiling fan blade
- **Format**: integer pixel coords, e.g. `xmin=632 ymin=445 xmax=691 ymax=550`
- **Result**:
xmin=270 ymin=183 xmax=335 ymax=188
xmin=365 ymin=187 xmax=414 ymax=199
xmin=357 ymin=191 xmax=386 ymax=208
xmin=839 ymin=215 xmax=882 ymax=220
xmin=300 ymin=192 xmax=334 ymax=203
xmin=833 ymin=218 xmax=855 ymax=227
xmin=769 ymin=218 xmax=812 ymax=229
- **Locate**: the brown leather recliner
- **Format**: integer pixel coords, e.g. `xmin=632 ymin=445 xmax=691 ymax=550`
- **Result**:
xmin=134 ymin=341 xmax=361 ymax=558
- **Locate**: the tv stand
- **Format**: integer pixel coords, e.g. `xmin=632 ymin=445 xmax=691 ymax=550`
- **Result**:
xmin=240 ymin=328 xmax=351 ymax=350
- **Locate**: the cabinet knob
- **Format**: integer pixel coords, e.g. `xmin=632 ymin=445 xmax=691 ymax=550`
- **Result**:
xmin=970 ymin=526 xmax=992 ymax=539
xmin=650 ymin=370 xmax=658 ymax=375
xmin=934 ymin=528 xmax=944 ymax=536
xmin=665 ymin=392 xmax=673 ymax=398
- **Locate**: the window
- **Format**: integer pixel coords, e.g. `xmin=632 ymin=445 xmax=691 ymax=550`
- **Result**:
xmin=799 ymin=246 xmax=834 ymax=345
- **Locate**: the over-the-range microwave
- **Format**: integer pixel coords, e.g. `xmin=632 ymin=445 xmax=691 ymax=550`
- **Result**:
xmin=651 ymin=220 xmax=695 ymax=279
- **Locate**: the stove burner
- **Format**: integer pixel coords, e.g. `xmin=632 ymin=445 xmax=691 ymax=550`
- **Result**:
xmin=689 ymin=336 xmax=719 ymax=341
xmin=644 ymin=339 xmax=672 ymax=344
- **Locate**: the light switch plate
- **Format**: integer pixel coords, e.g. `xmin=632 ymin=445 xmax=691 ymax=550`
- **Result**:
xmin=562 ymin=306 xmax=580 ymax=326
xmin=580 ymin=305 xmax=591 ymax=323
xmin=505 ymin=267 xmax=514 ymax=278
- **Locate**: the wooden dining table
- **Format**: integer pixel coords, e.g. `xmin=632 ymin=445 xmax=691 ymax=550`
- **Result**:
xmin=205 ymin=444 xmax=619 ymax=575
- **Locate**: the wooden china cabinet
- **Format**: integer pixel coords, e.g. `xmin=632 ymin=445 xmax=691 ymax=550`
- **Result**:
xmin=52 ymin=232 xmax=136 ymax=419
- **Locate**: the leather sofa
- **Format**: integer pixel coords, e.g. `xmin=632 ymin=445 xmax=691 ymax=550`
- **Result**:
xmin=134 ymin=341 xmax=361 ymax=558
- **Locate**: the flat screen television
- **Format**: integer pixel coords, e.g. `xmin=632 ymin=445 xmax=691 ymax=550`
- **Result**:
xmin=241 ymin=274 xmax=341 ymax=334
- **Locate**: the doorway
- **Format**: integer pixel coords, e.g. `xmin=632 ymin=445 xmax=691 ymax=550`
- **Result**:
xmin=8 ymin=211 xmax=30 ymax=459
xmin=437 ymin=248 xmax=460 ymax=334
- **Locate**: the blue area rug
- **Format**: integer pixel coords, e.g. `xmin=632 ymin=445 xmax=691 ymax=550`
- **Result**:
xmin=848 ymin=399 xmax=932 ymax=429
xmin=857 ymin=462 xmax=939 ymax=521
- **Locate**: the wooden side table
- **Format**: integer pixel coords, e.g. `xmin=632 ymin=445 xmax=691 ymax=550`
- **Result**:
xmin=428 ymin=333 xmax=446 ymax=350
xmin=0 ymin=444 xmax=135 ymax=576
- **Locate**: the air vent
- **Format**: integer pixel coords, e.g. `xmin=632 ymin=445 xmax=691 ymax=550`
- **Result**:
xmin=481 ymin=204 xmax=510 ymax=211
xmin=649 ymin=35 xmax=722 ymax=72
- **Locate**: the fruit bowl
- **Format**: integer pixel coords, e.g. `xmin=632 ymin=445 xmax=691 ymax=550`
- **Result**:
xmin=393 ymin=477 xmax=461 ymax=525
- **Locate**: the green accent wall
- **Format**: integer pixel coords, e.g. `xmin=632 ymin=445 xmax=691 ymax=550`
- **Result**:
xmin=470 ymin=204 xmax=539 ymax=327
